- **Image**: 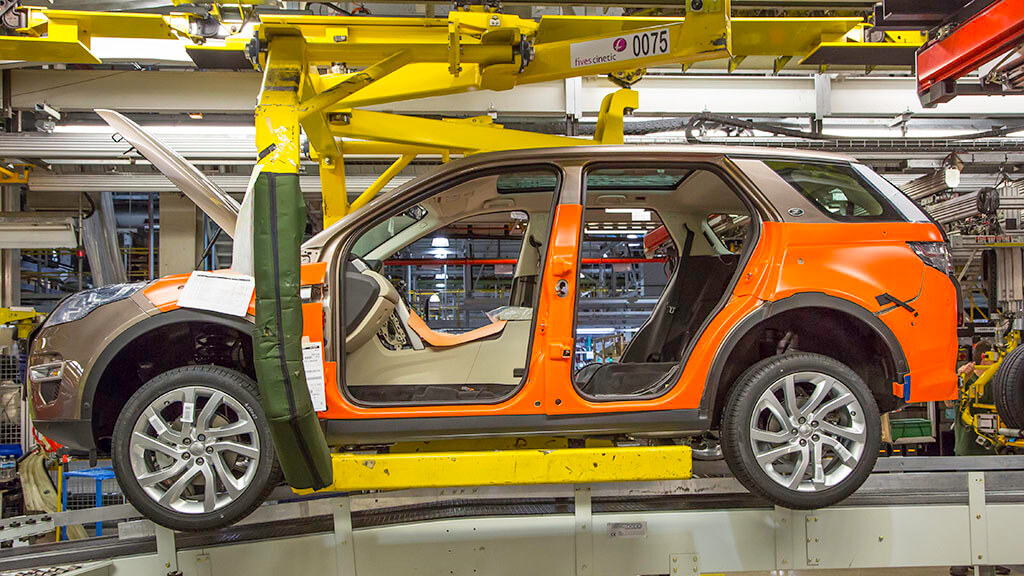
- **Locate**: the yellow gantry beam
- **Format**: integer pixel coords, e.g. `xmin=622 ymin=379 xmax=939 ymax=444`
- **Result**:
xmin=2 ymin=8 xmax=194 ymax=64
xmin=330 ymin=110 xmax=587 ymax=154
xmin=2 ymin=7 xmax=910 ymax=76
xmin=296 ymin=445 xmax=692 ymax=493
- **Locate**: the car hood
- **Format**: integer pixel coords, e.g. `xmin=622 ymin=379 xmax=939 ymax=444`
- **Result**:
xmin=95 ymin=109 xmax=241 ymax=238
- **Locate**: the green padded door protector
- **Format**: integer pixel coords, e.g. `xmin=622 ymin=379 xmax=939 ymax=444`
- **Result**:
xmin=253 ymin=172 xmax=333 ymax=489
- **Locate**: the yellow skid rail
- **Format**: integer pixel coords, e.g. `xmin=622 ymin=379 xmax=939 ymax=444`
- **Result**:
xmin=297 ymin=445 xmax=692 ymax=493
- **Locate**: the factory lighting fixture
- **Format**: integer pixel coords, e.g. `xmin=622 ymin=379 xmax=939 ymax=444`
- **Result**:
xmin=604 ymin=208 xmax=652 ymax=221
xmin=577 ymin=327 xmax=617 ymax=335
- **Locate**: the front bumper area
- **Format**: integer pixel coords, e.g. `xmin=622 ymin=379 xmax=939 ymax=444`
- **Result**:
xmin=27 ymin=295 xmax=150 ymax=452
xmin=32 ymin=419 xmax=95 ymax=452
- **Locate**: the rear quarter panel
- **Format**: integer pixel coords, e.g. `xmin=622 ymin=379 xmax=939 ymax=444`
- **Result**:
xmin=766 ymin=221 xmax=957 ymax=402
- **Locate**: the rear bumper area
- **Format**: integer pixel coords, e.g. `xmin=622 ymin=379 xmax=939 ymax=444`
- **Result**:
xmin=892 ymin=267 xmax=959 ymax=402
xmin=33 ymin=419 xmax=95 ymax=452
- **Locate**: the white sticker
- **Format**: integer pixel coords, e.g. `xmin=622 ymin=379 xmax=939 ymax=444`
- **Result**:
xmin=607 ymin=522 xmax=647 ymax=538
xmin=301 ymin=341 xmax=327 ymax=412
xmin=570 ymin=26 xmax=672 ymax=69
xmin=177 ymin=271 xmax=255 ymax=317
xmin=181 ymin=401 xmax=194 ymax=424
xmin=149 ymin=414 xmax=167 ymax=437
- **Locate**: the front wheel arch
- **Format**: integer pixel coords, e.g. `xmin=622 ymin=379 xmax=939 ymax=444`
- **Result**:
xmin=85 ymin=310 xmax=255 ymax=453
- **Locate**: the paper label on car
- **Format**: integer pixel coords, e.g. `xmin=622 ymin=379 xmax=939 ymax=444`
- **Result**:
xmin=301 ymin=340 xmax=327 ymax=412
xmin=177 ymin=271 xmax=255 ymax=317
xmin=570 ymin=26 xmax=671 ymax=69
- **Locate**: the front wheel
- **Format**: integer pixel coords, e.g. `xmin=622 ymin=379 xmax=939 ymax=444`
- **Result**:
xmin=721 ymin=353 xmax=880 ymax=509
xmin=112 ymin=366 xmax=280 ymax=531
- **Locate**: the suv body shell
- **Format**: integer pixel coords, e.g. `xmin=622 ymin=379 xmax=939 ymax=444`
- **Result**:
xmin=27 ymin=145 xmax=958 ymax=451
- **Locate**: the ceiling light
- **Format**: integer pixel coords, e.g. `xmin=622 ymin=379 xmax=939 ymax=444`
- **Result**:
xmin=603 ymin=208 xmax=652 ymax=221
xmin=585 ymin=228 xmax=650 ymax=236
xmin=428 ymin=293 xmax=441 ymax=303
xmin=188 ymin=112 xmax=204 ymax=120
xmin=431 ymin=237 xmax=450 ymax=248
xmin=434 ymin=273 xmax=447 ymax=280
xmin=577 ymin=327 xmax=616 ymax=335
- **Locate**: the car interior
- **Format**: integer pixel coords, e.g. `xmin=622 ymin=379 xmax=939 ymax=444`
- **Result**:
xmin=338 ymin=164 xmax=752 ymax=406
xmin=572 ymin=166 xmax=753 ymax=400
xmin=341 ymin=169 xmax=558 ymax=404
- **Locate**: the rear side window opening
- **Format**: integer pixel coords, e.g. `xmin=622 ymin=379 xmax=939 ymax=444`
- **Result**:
xmin=765 ymin=160 xmax=905 ymax=222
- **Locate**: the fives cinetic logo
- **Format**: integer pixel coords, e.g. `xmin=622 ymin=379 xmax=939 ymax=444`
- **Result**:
xmin=570 ymin=27 xmax=672 ymax=68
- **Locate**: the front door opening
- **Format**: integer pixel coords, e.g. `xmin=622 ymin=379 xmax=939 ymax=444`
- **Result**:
xmin=340 ymin=167 xmax=559 ymax=405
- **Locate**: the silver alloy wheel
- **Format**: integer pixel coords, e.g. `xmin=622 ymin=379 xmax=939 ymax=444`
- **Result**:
xmin=748 ymin=371 xmax=866 ymax=492
xmin=129 ymin=385 xmax=260 ymax=514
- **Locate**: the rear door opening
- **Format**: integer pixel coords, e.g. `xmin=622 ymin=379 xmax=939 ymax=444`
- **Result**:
xmin=571 ymin=164 xmax=757 ymax=401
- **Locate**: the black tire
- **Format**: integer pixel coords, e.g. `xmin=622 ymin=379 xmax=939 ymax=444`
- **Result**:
xmin=720 ymin=353 xmax=880 ymax=510
xmin=112 ymin=366 xmax=280 ymax=531
xmin=994 ymin=346 xmax=1024 ymax=430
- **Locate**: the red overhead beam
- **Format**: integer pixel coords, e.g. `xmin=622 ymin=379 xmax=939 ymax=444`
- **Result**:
xmin=917 ymin=0 xmax=1024 ymax=96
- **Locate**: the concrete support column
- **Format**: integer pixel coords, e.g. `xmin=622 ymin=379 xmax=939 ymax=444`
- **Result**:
xmin=0 ymin=185 xmax=19 ymax=307
xmin=158 ymin=192 xmax=202 ymax=277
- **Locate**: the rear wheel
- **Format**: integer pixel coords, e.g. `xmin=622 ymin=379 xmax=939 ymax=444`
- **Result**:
xmin=721 ymin=353 xmax=880 ymax=509
xmin=112 ymin=366 xmax=279 ymax=531
xmin=994 ymin=346 xmax=1024 ymax=430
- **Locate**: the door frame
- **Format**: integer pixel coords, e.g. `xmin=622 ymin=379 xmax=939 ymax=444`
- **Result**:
xmin=324 ymin=160 xmax=579 ymax=418
xmin=545 ymin=158 xmax=766 ymax=414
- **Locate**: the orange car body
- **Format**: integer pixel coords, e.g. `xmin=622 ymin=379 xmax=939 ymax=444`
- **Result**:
xmin=137 ymin=186 xmax=956 ymax=423
xmin=28 ymin=146 xmax=959 ymax=451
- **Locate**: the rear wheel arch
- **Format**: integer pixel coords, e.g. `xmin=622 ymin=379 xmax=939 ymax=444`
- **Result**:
xmin=85 ymin=310 xmax=254 ymax=453
xmin=703 ymin=293 xmax=908 ymax=426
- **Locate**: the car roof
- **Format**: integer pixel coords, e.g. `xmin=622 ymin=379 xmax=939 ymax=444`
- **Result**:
xmin=303 ymin=144 xmax=859 ymax=251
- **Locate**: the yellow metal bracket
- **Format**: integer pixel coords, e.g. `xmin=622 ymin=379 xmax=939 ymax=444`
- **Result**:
xmin=295 ymin=445 xmax=692 ymax=493
xmin=448 ymin=20 xmax=462 ymax=76
xmin=594 ymin=89 xmax=639 ymax=145
xmin=0 ymin=164 xmax=31 ymax=185
xmin=0 ymin=307 xmax=37 ymax=326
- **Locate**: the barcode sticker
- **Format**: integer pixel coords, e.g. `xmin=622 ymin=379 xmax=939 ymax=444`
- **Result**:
xmin=181 ymin=401 xmax=194 ymax=424
xmin=302 ymin=341 xmax=327 ymax=412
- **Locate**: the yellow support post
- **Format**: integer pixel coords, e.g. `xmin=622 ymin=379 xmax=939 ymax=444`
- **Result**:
xmin=296 ymin=445 xmax=692 ymax=493
xmin=319 ymin=156 xmax=347 ymax=228
xmin=348 ymin=154 xmax=415 ymax=214
xmin=593 ymin=89 xmax=639 ymax=145
xmin=254 ymin=34 xmax=304 ymax=174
